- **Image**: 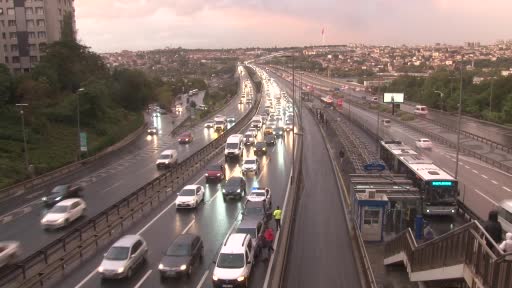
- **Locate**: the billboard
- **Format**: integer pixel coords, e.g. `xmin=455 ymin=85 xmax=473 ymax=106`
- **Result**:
xmin=383 ymin=93 xmax=404 ymax=103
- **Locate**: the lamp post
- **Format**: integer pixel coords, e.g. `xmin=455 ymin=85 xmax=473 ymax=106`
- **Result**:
xmin=77 ymin=88 xmax=85 ymax=161
xmin=454 ymin=64 xmax=463 ymax=179
xmin=433 ymin=90 xmax=444 ymax=111
xmin=16 ymin=103 xmax=30 ymax=172
xmin=490 ymin=78 xmax=494 ymax=113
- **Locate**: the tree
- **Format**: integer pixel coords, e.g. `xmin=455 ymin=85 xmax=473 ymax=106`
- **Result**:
xmin=112 ymin=68 xmax=154 ymax=112
xmin=0 ymin=64 xmax=12 ymax=104
xmin=189 ymin=100 xmax=197 ymax=109
xmin=60 ymin=12 xmax=76 ymax=43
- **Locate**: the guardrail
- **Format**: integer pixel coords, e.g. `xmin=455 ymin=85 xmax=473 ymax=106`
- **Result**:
xmin=0 ymin=122 xmax=148 ymax=202
xmin=0 ymin=82 xmax=262 ymax=288
xmin=385 ymin=221 xmax=512 ymax=288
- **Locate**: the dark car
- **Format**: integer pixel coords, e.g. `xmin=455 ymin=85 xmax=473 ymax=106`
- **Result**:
xmin=205 ymin=164 xmax=225 ymax=183
xmin=254 ymin=142 xmax=267 ymax=155
xmin=242 ymin=199 xmax=271 ymax=223
xmin=178 ymin=131 xmax=193 ymax=144
xmin=223 ymin=176 xmax=247 ymax=201
xmin=42 ymin=184 xmax=83 ymax=207
xmin=265 ymin=134 xmax=276 ymax=146
xmin=158 ymin=234 xmax=203 ymax=279
xmin=273 ymin=127 xmax=284 ymax=138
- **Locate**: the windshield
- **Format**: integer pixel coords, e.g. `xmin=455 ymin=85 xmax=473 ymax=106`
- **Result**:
xmin=180 ymin=189 xmax=196 ymax=196
xmin=244 ymin=160 xmax=256 ymax=165
xmin=245 ymin=206 xmax=264 ymax=215
xmin=251 ymin=191 xmax=266 ymax=197
xmin=255 ymin=143 xmax=265 ymax=148
xmin=51 ymin=185 xmax=67 ymax=194
xmin=207 ymin=165 xmax=221 ymax=171
xmin=159 ymin=154 xmax=171 ymax=160
xmin=236 ymin=227 xmax=256 ymax=238
xmin=226 ymin=143 xmax=239 ymax=149
xmin=166 ymin=243 xmax=190 ymax=256
xmin=105 ymin=246 xmax=130 ymax=261
xmin=428 ymin=185 xmax=457 ymax=204
xmin=215 ymin=121 xmax=224 ymax=125
xmin=216 ymin=253 xmax=245 ymax=269
xmin=50 ymin=205 xmax=69 ymax=213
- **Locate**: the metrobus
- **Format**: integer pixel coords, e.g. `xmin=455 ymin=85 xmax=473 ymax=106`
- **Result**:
xmin=380 ymin=140 xmax=458 ymax=215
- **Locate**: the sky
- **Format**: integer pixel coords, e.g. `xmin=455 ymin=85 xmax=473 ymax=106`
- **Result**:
xmin=75 ymin=0 xmax=512 ymax=52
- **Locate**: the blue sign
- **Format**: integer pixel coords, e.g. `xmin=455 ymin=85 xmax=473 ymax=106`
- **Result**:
xmin=432 ymin=181 xmax=453 ymax=186
xmin=363 ymin=163 xmax=386 ymax=172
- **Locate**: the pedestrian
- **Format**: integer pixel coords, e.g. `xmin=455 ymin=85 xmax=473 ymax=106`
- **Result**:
xmin=257 ymin=233 xmax=266 ymax=259
xmin=423 ymin=222 xmax=434 ymax=241
xmin=273 ymin=206 xmax=282 ymax=230
xmin=338 ymin=148 xmax=345 ymax=159
xmin=483 ymin=210 xmax=503 ymax=250
xmin=499 ymin=233 xmax=512 ymax=258
xmin=264 ymin=228 xmax=275 ymax=254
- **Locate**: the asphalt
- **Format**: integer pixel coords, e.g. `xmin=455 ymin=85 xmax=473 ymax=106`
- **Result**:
xmin=0 ymin=72 xmax=252 ymax=258
xmin=47 ymin=74 xmax=294 ymax=288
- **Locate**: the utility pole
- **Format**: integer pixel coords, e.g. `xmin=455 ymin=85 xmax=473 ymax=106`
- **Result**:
xmin=490 ymin=78 xmax=494 ymax=113
xmin=16 ymin=104 xmax=30 ymax=172
xmin=454 ymin=64 xmax=463 ymax=179
xmin=77 ymin=88 xmax=85 ymax=161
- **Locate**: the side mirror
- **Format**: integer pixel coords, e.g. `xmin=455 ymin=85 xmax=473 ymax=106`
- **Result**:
xmin=247 ymin=261 xmax=252 ymax=265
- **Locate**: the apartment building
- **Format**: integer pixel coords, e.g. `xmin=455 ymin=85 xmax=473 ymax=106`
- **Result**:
xmin=0 ymin=0 xmax=75 ymax=73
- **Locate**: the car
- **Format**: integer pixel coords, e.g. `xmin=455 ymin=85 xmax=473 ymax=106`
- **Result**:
xmin=273 ymin=127 xmax=284 ymax=138
xmin=156 ymin=150 xmax=178 ymax=169
xmin=284 ymin=121 xmax=293 ymax=132
xmin=223 ymin=176 xmax=247 ymax=201
xmin=197 ymin=104 xmax=208 ymax=111
xmin=244 ymin=133 xmax=255 ymax=146
xmin=265 ymin=134 xmax=276 ymax=145
xmin=227 ymin=117 xmax=236 ymax=123
xmin=214 ymin=120 xmax=227 ymax=131
xmin=414 ymin=105 xmax=429 ymax=115
xmin=275 ymin=115 xmax=283 ymax=123
xmin=176 ymin=185 xmax=204 ymax=208
xmin=0 ymin=241 xmax=21 ymax=268
xmin=267 ymin=120 xmax=277 ymax=128
xmin=41 ymin=198 xmax=86 ymax=230
xmin=42 ymin=184 xmax=83 ymax=207
xmin=235 ymin=219 xmax=265 ymax=251
xmin=178 ymin=131 xmax=193 ymax=144
xmin=159 ymin=234 xmax=204 ymax=279
xmin=251 ymin=119 xmax=262 ymax=129
xmin=98 ymin=235 xmax=148 ymax=279
xmin=264 ymin=126 xmax=274 ymax=136
xmin=147 ymin=126 xmax=158 ymax=135
xmin=242 ymin=199 xmax=271 ymax=223
xmin=416 ymin=138 xmax=433 ymax=149
xmin=371 ymin=96 xmax=379 ymax=102
xmin=212 ymin=234 xmax=254 ymax=288
xmin=382 ymin=119 xmax=391 ymax=127
xmin=205 ymin=164 xmax=226 ymax=183
xmin=225 ymin=134 xmax=244 ymax=161
xmin=246 ymin=187 xmax=272 ymax=209
xmin=214 ymin=115 xmax=226 ymax=122
xmin=204 ymin=120 xmax=215 ymax=128
xmin=254 ymin=142 xmax=267 ymax=155
xmin=242 ymin=158 xmax=260 ymax=176
xmin=247 ymin=128 xmax=258 ymax=137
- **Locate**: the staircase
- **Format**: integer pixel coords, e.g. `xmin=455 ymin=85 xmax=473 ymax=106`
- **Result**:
xmin=384 ymin=221 xmax=512 ymax=288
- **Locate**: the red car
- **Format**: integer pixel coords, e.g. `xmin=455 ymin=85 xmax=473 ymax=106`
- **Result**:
xmin=178 ymin=131 xmax=193 ymax=144
xmin=205 ymin=164 xmax=225 ymax=183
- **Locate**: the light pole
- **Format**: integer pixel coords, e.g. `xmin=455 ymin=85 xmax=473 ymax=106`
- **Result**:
xmin=16 ymin=103 xmax=30 ymax=172
xmin=454 ymin=64 xmax=463 ymax=179
xmin=433 ymin=90 xmax=444 ymax=111
xmin=490 ymin=78 xmax=494 ymax=113
xmin=77 ymin=88 xmax=85 ymax=161
xmin=376 ymin=86 xmax=381 ymax=155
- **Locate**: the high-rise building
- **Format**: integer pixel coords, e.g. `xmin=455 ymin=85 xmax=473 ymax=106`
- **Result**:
xmin=0 ymin=0 xmax=75 ymax=74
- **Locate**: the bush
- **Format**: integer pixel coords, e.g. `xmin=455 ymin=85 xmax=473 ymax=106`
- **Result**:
xmin=400 ymin=114 xmax=415 ymax=121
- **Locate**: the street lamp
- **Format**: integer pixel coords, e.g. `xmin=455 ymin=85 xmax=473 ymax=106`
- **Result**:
xmin=454 ymin=63 xmax=464 ymax=179
xmin=433 ymin=90 xmax=444 ymax=111
xmin=16 ymin=103 xmax=30 ymax=172
xmin=490 ymin=78 xmax=494 ymax=113
xmin=77 ymin=88 xmax=85 ymax=161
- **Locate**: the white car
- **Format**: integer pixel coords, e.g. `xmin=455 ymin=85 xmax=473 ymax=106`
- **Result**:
xmin=246 ymin=187 xmax=272 ymax=208
xmin=98 ymin=235 xmax=148 ymax=279
xmin=247 ymin=128 xmax=258 ymax=137
xmin=416 ymin=138 xmax=433 ymax=149
xmin=204 ymin=120 xmax=215 ymax=128
xmin=0 ymin=241 xmax=21 ymax=268
xmin=41 ymin=198 xmax=86 ymax=230
xmin=242 ymin=158 xmax=260 ymax=176
xmin=176 ymin=185 xmax=204 ymax=208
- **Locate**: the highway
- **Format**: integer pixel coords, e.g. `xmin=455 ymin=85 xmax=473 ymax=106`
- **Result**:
xmin=0 ymin=70 xmax=251 ymax=258
xmin=48 ymin=69 xmax=295 ymax=288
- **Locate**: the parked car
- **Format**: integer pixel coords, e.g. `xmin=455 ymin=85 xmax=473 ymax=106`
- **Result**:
xmin=41 ymin=198 xmax=87 ymax=230
xmin=42 ymin=184 xmax=83 ymax=207
xmin=242 ymin=199 xmax=271 ymax=223
xmin=158 ymin=234 xmax=204 ymax=279
xmin=212 ymin=234 xmax=255 ymax=288
xmin=415 ymin=138 xmax=433 ymax=149
xmin=254 ymin=142 xmax=267 ymax=155
xmin=246 ymin=187 xmax=272 ymax=209
xmin=0 ymin=241 xmax=21 ymax=268
xmin=223 ymin=176 xmax=247 ymax=201
xmin=176 ymin=185 xmax=205 ymax=209
xmin=178 ymin=131 xmax=193 ymax=144
xmin=205 ymin=164 xmax=226 ymax=183
xmin=98 ymin=235 xmax=148 ymax=279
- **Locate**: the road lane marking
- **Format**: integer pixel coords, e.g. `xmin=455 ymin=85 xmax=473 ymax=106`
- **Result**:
xmin=196 ymin=270 xmax=209 ymax=288
xmin=463 ymin=165 xmax=470 ymax=169
xmin=504 ymin=187 xmax=511 ymax=192
xmin=102 ymin=181 xmax=123 ymax=193
xmin=182 ymin=220 xmax=195 ymax=234
xmin=26 ymin=190 xmax=46 ymax=199
xmin=481 ymin=175 xmax=488 ymax=179
xmin=134 ymin=269 xmax=152 ymax=288
xmin=491 ymin=180 xmax=498 ymax=185
xmin=472 ymin=170 xmax=478 ymax=173
xmin=474 ymin=189 xmax=499 ymax=206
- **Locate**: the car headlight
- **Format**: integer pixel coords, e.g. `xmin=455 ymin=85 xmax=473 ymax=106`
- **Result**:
xmin=212 ymin=275 xmax=219 ymax=281
xmin=217 ymin=173 xmax=221 ymax=176
xmin=117 ymin=267 xmax=124 ymax=273
xmin=98 ymin=266 xmax=104 ymax=273
xmin=237 ymin=189 xmax=241 ymax=192
xmin=237 ymin=276 xmax=245 ymax=282
xmin=57 ymin=218 xmax=65 ymax=223
xmin=42 ymin=197 xmax=47 ymax=201
xmin=55 ymin=196 xmax=62 ymax=201
xmin=158 ymin=264 xmax=164 ymax=270
xmin=180 ymin=264 xmax=187 ymax=270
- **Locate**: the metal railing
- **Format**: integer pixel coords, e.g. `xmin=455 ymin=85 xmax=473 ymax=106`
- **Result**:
xmin=0 ymin=82 xmax=262 ymax=288
xmin=385 ymin=221 xmax=512 ymax=288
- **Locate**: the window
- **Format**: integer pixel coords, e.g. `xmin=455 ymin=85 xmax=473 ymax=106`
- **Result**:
xmin=38 ymin=42 xmax=46 ymax=52
xmin=28 ymin=32 xmax=35 ymax=39
xmin=25 ymin=7 xmax=33 ymax=15
xmin=0 ymin=20 xmax=4 ymax=28
xmin=7 ymin=8 xmax=14 ymax=15
xmin=2 ymin=33 xmax=5 ymax=40
xmin=3 ymin=45 xmax=7 ymax=52
xmin=10 ymin=44 xmax=18 ymax=52
xmin=36 ymin=19 xmax=45 ymax=27
xmin=30 ymin=56 xmax=38 ymax=63
xmin=0 ymin=8 xmax=3 ymax=16
xmin=131 ymin=241 xmax=142 ymax=255
xmin=8 ymin=20 xmax=16 ymax=27
xmin=12 ymin=56 xmax=20 ymax=63
xmin=28 ymin=44 xmax=36 ymax=51
xmin=4 ymin=57 xmax=9 ymax=63
xmin=37 ymin=31 xmax=46 ymax=38
xmin=26 ymin=20 xmax=34 ymax=28
xmin=9 ymin=32 xmax=16 ymax=39
xmin=35 ymin=7 xmax=44 ymax=15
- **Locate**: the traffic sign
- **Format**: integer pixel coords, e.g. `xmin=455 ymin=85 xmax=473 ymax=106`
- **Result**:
xmin=80 ymin=132 xmax=88 ymax=152
xmin=363 ymin=163 xmax=386 ymax=172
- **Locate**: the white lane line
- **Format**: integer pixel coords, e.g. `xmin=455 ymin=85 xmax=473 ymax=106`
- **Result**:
xmin=134 ymin=269 xmax=152 ymax=288
xmin=26 ymin=190 xmax=46 ymax=199
xmin=196 ymin=270 xmax=209 ymax=288
xmin=475 ymin=189 xmax=499 ymax=206
xmin=0 ymin=198 xmax=40 ymax=220
xmin=472 ymin=170 xmax=479 ymax=174
xmin=504 ymin=187 xmax=512 ymax=192
xmin=74 ymin=268 xmax=98 ymax=288
xmin=182 ymin=220 xmax=195 ymax=234
xmin=481 ymin=175 xmax=488 ymax=179
xmin=491 ymin=180 xmax=498 ymax=185
xmin=463 ymin=165 xmax=470 ymax=169
xmin=102 ymin=181 xmax=123 ymax=193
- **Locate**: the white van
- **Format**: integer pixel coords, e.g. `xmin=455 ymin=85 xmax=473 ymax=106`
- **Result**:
xmin=498 ymin=200 xmax=512 ymax=233
xmin=225 ymin=134 xmax=244 ymax=161
xmin=212 ymin=233 xmax=254 ymax=287
xmin=414 ymin=105 xmax=428 ymax=115
xmin=382 ymin=119 xmax=391 ymax=127
xmin=156 ymin=150 xmax=178 ymax=169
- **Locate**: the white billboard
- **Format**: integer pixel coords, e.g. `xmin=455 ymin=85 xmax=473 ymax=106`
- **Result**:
xmin=383 ymin=93 xmax=404 ymax=103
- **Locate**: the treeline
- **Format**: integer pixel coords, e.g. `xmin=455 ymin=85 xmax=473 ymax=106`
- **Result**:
xmin=383 ymin=70 xmax=512 ymax=124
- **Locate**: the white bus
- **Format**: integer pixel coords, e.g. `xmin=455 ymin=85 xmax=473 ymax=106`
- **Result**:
xmin=380 ymin=140 xmax=458 ymax=215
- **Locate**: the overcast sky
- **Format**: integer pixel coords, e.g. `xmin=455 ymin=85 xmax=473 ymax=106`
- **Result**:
xmin=75 ymin=0 xmax=512 ymax=52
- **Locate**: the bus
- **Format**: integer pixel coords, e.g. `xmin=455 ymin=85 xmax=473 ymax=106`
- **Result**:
xmin=380 ymin=140 xmax=458 ymax=215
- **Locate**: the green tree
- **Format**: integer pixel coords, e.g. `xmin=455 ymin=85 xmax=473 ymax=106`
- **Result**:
xmin=0 ymin=64 xmax=12 ymax=104
xmin=112 ymin=68 xmax=153 ymax=112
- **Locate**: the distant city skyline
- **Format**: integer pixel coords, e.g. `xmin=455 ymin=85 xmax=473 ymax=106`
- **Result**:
xmin=75 ymin=0 xmax=512 ymax=52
